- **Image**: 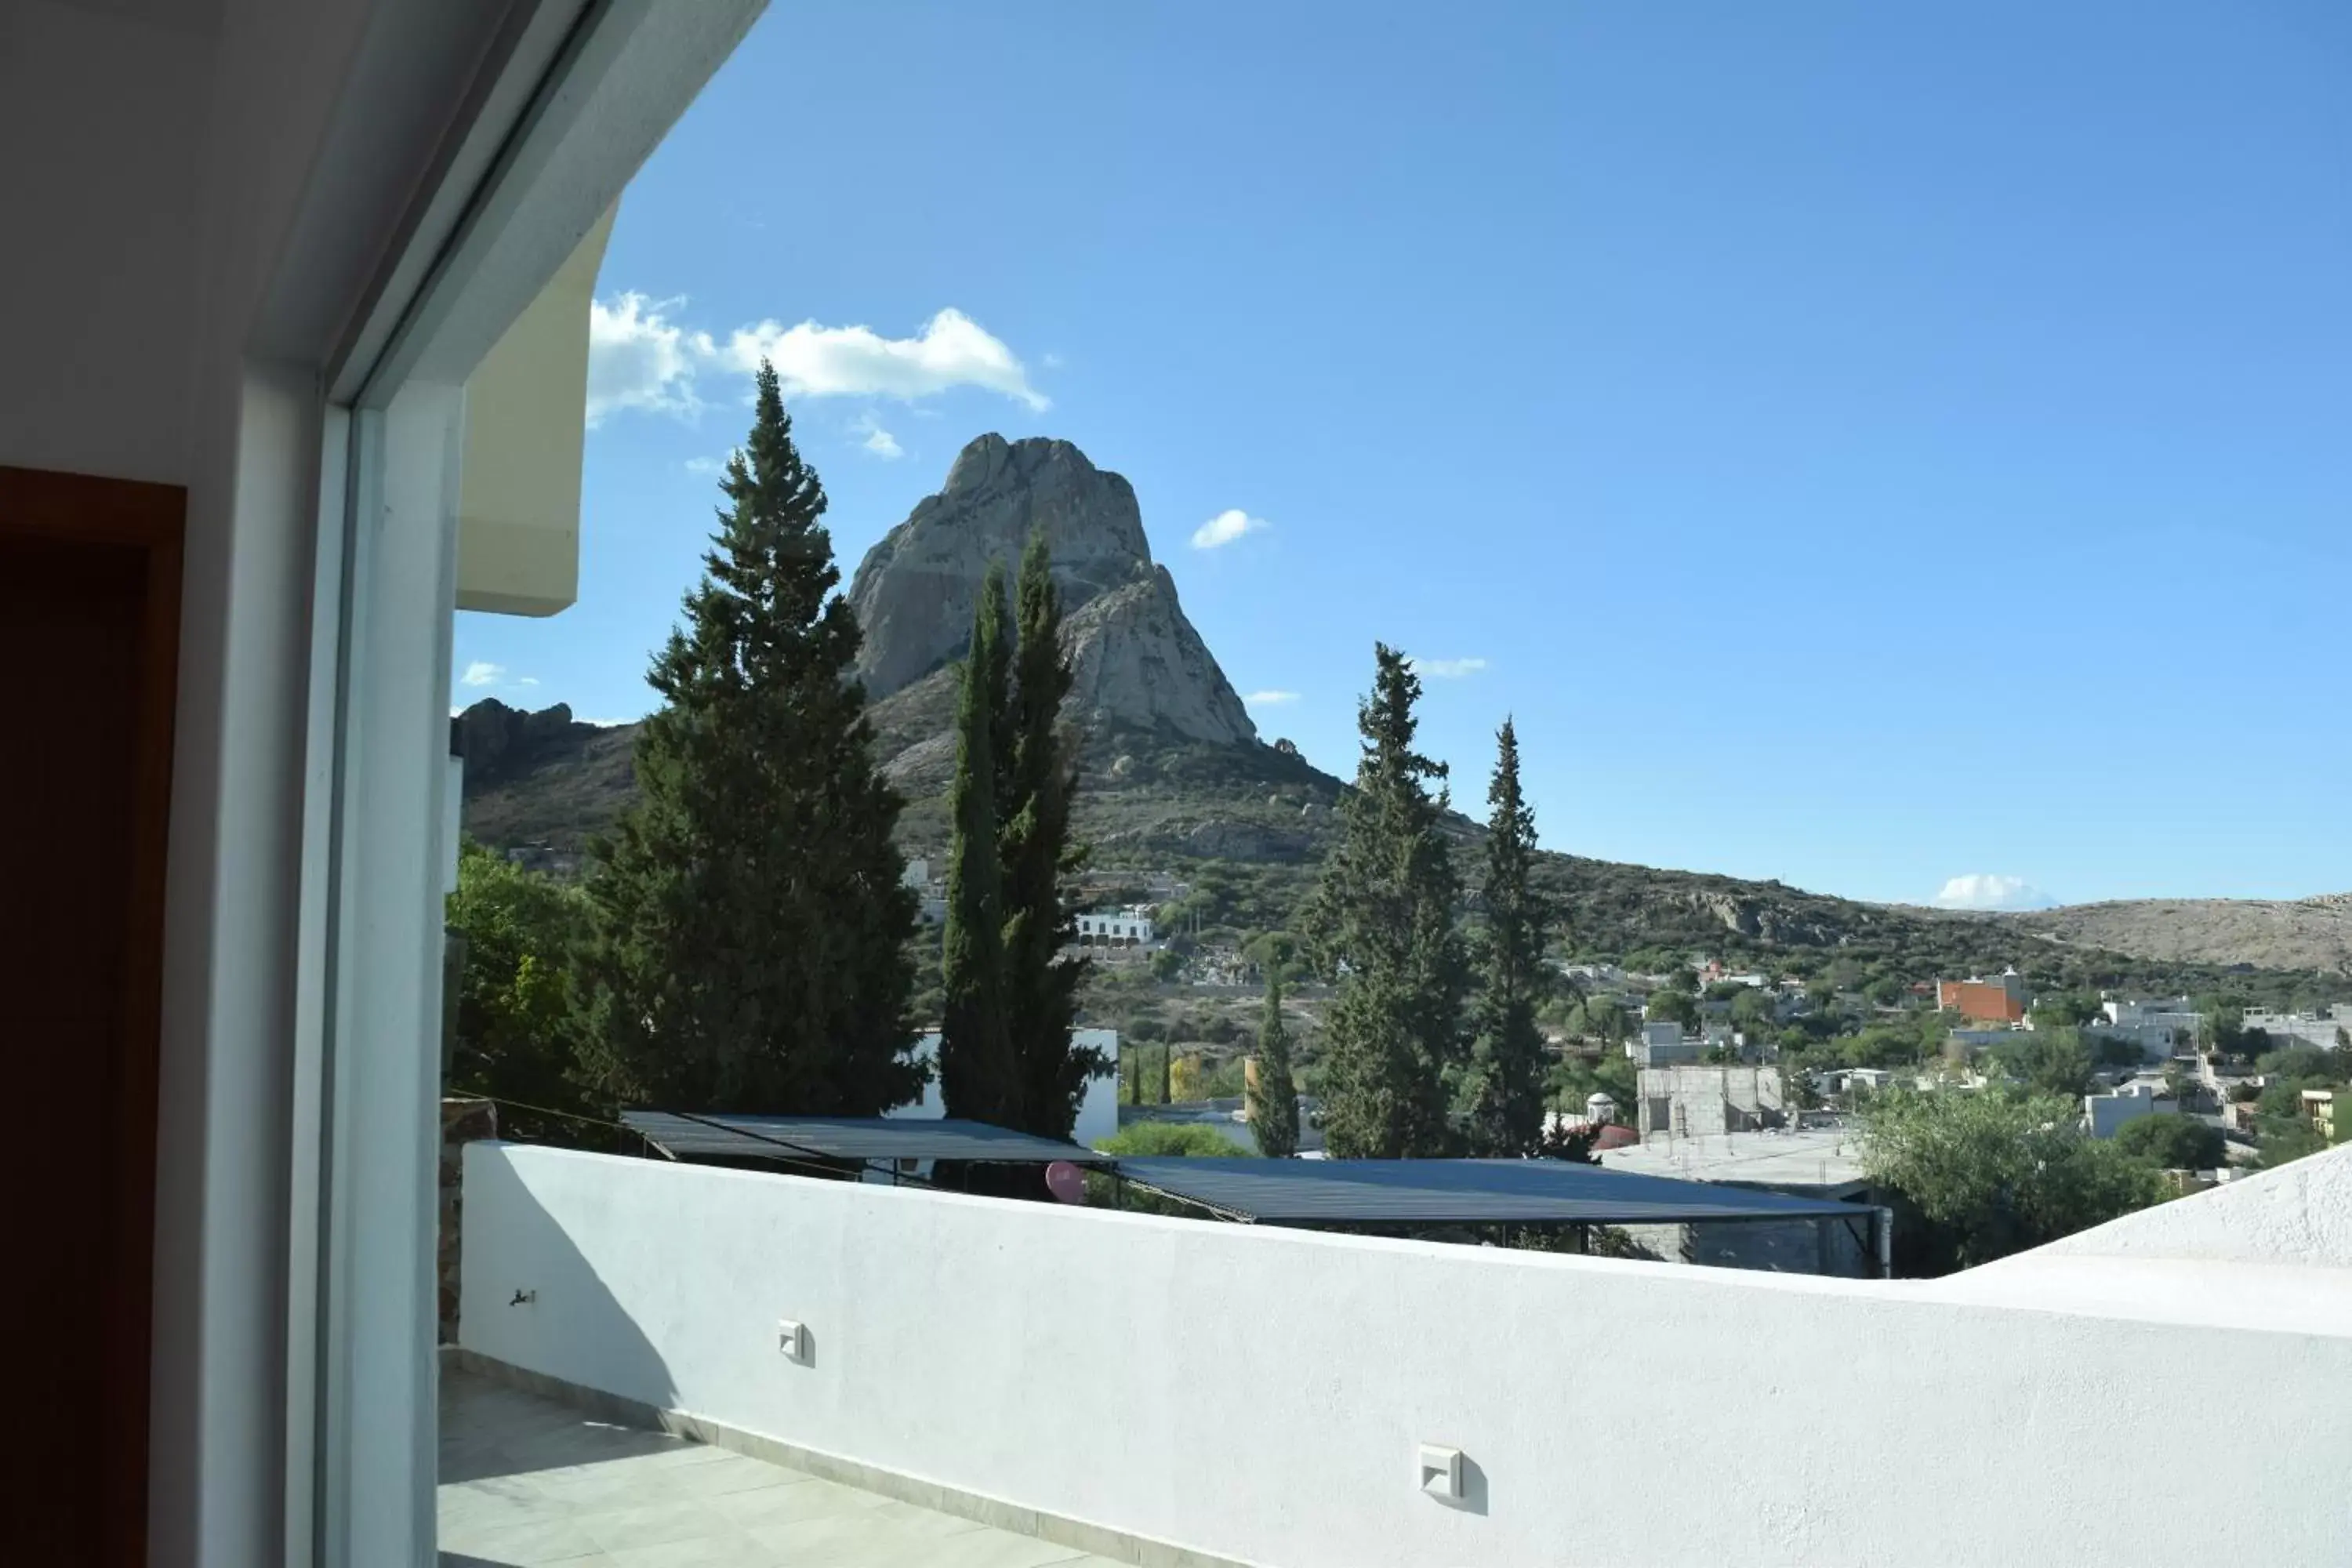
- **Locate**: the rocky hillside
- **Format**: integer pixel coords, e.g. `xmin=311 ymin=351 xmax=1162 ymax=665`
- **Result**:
xmin=1997 ymin=896 xmax=2352 ymax=975
xmin=847 ymin=434 xmax=1254 ymax=748
xmin=448 ymin=431 xmax=2352 ymax=990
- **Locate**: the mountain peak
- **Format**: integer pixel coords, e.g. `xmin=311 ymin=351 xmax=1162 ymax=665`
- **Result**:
xmin=846 ymin=436 xmax=1254 ymax=748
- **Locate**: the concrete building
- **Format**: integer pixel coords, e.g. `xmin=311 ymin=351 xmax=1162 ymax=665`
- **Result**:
xmin=2304 ymin=1088 xmax=2340 ymax=1144
xmin=1076 ymin=904 xmax=1157 ymax=946
xmin=1598 ymin=1127 xmax=1877 ymax=1276
xmin=2092 ymin=997 xmax=2202 ymax=1062
xmin=2085 ymin=1081 xmax=2176 ymax=1138
xmin=1638 ymin=1064 xmax=1788 ymax=1138
xmin=2244 ymin=1005 xmax=2352 ymax=1052
xmin=1938 ymin=968 xmax=2029 ymax=1025
xmin=1629 ymin=1019 xmax=1703 ymax=1067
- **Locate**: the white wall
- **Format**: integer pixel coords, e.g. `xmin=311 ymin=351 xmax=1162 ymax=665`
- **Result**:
xmin=463 ymin=1144 xmax=2352 ymax=1568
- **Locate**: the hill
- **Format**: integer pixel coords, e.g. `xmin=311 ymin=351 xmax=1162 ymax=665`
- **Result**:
xmin=1996 ymin=895 xmax=2352 ymax=975
xmin=450 ymin=433 xmax=2352 ymax=1002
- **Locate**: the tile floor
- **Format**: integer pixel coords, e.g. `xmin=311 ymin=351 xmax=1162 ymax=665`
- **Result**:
xmin=439 ymin=1368 xmax=1120 ymax=1567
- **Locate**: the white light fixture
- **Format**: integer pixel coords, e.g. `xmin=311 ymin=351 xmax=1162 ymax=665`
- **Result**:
xmin=778 ymin=1319 xmax=809 ymax=1362
xmin=1417 ymin=1443 xmax=1463 ymax=1500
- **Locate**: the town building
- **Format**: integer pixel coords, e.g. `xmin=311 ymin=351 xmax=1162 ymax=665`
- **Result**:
xmin=1637 ymin=1064 xmax=1788 ymax=1138
xmin=2303 ymin=1088 xmax=2340 ymax=1144
xmin=2092 ymin=997 xmax=2201 ymax=1062
xmin=1629 ymin=1019 xmax=1704 ymax=1068
xmin=1075 ymin=904 xmax=1157 ymax=946
xmin=1597 ymin=1128 xmax=1879 ymax=1276
xmin=1937 ymin=967 xmax=2029 ymax=1025
xmin=2245 ymin=1006 xmax=2352 ymax=1052
xmin=2085 ymin=1081 xmax=2176 ymax=1138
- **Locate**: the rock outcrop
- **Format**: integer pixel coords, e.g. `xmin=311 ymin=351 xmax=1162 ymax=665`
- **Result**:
xmin=846 ymin=434 xmax=1256 ymax=748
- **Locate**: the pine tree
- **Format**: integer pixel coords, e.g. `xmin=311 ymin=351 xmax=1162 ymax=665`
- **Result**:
xmin=1310 ymin=644 xmax=1468 ymax=1157
xmin=938 ymin=561 xmax=1018 ymax=1124
xmin=579 ymin=363 xmax=919 ymax=1114
xmin=1248 ymin=969 xmax=1301 ymax=1157
xmin=1465 ymin=718 xmax=1551 ymax=1156
xmin=997 ymin=531 xmax=1100 ymax=1138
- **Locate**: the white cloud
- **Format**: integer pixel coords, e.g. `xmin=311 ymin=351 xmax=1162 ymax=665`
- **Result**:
xmin=1191 ymin=509 xmax=1269 ymax=550
xmin=588 ymin=296 xmax=1047 ymax=425
xmin=1408 ymin=656 xmax=1487 ymax=680
xmin=517 ymin=676 xmax=539 ymax=687
xmin=1243 ymin=690 xmax=1301 ymax=706
xmin=682 ymin=455 xmax=724 ymax=476
xmin=1933 ymin=874 xmax=2056 ymax=911
xmin=460 ymin=661 xmax=504 ymax=688
xmin=853 ymin=411 xmax=903 ymax=459
xmin=722 ymin=307 xmax=1047 ymax=409
xmin=587 ymin=292 xmax=714 ymax=423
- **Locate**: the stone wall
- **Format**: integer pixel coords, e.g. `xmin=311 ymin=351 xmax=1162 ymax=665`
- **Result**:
xmin=438 ymin=1098 xmax=497 ymax=1344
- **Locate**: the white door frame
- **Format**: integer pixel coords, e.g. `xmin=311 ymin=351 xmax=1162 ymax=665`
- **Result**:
xmin=287 ymin=4 xmax=767 ymax=1563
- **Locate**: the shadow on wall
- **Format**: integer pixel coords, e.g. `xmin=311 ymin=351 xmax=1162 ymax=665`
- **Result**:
xmin=446 ymin=1143 xmax=679 ymax=1484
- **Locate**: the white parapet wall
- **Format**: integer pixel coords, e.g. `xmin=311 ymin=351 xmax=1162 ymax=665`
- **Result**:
xmin=462 ymin=1143 xmax=2352 ymax=1568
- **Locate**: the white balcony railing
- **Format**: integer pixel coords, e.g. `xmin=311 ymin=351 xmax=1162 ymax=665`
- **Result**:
xmin=460 ymin=1142 xmax=2352 ymax=1568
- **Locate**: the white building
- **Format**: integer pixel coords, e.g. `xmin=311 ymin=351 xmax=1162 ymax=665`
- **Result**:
xmin=2092 ymin=997 xmax=2201 ymax=1062
xmin=1629 ymin=1020 xmax=1703 ymax=1067
xmin=1075 ymin=905 xmax=1156 ymax=946
xmin=2085 ymin=1081 xmax=2175 ymax=1138
xmin=2244 ymin=1006 xmax=2352 ymax=1052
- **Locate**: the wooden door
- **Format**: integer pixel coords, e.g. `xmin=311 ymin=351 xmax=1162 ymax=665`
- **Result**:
xmin=0 ymin=466 xmax=182 ymax=1565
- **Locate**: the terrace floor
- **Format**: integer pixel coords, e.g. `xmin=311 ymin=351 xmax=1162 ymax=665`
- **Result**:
xmin=439 ymin=1367 xmax=1120 ymax=1568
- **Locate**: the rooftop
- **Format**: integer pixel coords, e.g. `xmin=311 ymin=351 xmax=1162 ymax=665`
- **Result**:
xmin=1596 ymin=1128 xmax=1868 ymax=1194
xmin=1114 ymin=1154 xmax=1867 ymax=1226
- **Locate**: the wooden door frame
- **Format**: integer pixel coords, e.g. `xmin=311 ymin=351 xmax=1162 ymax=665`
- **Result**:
xmin=0 ymin=463 xmax=183 ymax=1566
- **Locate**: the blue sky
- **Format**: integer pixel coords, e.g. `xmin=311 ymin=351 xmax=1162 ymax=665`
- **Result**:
xmin=455 ymin=1 xmax=2352 ymax=909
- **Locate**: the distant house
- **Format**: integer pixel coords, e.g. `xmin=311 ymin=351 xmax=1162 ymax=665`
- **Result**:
xmin=2084 ymin=1081 xmax=2173 ymax=1139
xmin=2303 ymin=1089 xmax=2340 ymax=1144
xmin=1075 ymin=905 xmax=1156 ymax=947
xmin=1629 ymin=1021 xmax=1703 ymax=1068
xmin=1637 ymin=1064 xmax=1787 ymax=1138
xmin=1937 ymin=968 xmax=2028 ymax=1025
xmin=2090 ymin=998 xmax=2201 ymax=1063
xmin=2244 ymin=1006 xmax=2352 ymax=1052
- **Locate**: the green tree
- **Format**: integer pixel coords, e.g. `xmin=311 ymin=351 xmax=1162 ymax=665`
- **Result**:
xmin=1248 ymin=971 xmax=1301 ymax=1156
xmin=1730 ymin=987 xmax=1776 ymax=1031
xmin=1093 ymin=1122 xmax=1246 ymax=1157
xmin=446 ymin=842 xmax=592 ymax=1133
xmin=2112 ymin=1112 xmax=2225 ymax=1171
xmin=998 ymin=532 xmax=1101 ymax=1138
xmin=1991 ymin=1028 xmax=2095 ymax=1099
xmin=1858 ymin=1087 xmax=2169 ymax=1271
xmin=1464 ymin=719 xmax=1550 ymax=1156
xmin=939 ymin=563 xmax=1017 ymax=1123
xmin=1583 ymin=998 xmax=1631 ymax=1047
xmin=2031 ymin=992 xmax=2103 ymax=1030
xmin=578 ymin=365 xmax=919 ymax=1114
xmin=1645 ymin=989 xmax=1700 ymax=1031
xmin=1309 ymin=644 xmax=1468 ymax=1157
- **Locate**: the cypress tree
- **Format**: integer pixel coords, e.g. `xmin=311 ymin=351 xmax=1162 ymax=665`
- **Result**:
xmin=1248 ymin=969 xmax=1301 ymax=1157
xmin=579 ymin=363 xmax=919 ymax=1114
xmin=998 ymin=530 xmax=1099 ymax=1138
xmin=1310 ymin=644 xmax=1468 ymax=1157
xmin=938 ymin=562 xmax=1017 ymax=1123
xmin=1465 ymin=717 xmax=1551 ymax=1156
